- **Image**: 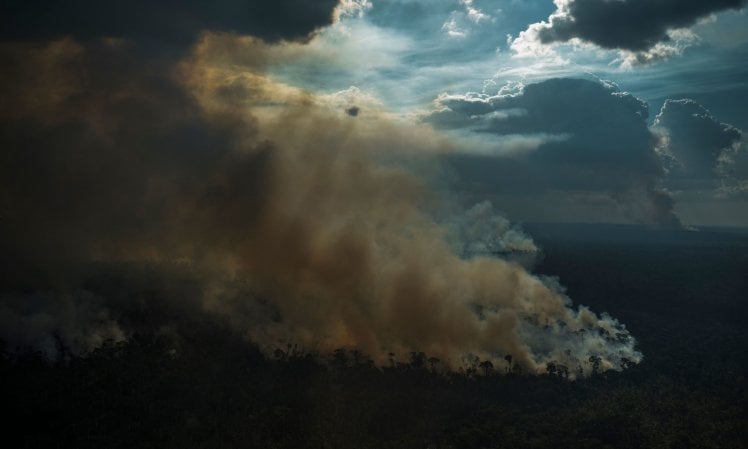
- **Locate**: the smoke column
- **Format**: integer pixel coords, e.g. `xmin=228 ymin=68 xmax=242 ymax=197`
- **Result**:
xmin=0 ymin=34 xmax=642 ymax=377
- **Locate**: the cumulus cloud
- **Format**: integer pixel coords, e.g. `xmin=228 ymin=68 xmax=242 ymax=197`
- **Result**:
xmin=514 ymin=0 xmax=746 ymax=62
xmin=335 ymin=0 xmax=373 ymax=20
xmin=653 ymin=99 xmax=746 ymax=195
xmin=442 ymin=0 xmax=495 ymax=38
xmin=363 ymin=0 xmax=513 ymax=61
xmin=719 ymin=145 xmax=748 ymax=197
xmin=426 ymin=78 xmax=681 ymax=226
xmin=0 ymin=28 xmax=641 ymax=376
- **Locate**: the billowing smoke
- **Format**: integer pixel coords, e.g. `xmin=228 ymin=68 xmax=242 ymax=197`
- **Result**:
xmin=444 ymin=201 xmax=538 ymax=259
xmin=0 ymin=29 xmax=641 ymax=376
xmin=0 ymin=291 xmax=126 ymax=358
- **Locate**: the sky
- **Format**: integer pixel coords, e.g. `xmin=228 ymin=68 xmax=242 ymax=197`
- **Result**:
xmin=0 ymin=0 xmax=747 ymax=373
xmin=269 ymin=0 xmax=748 ymax=226
xmin=2 ymin=1 xmax=747 ymax=227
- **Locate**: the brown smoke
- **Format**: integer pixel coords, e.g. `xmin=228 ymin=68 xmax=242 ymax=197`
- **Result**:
xmin=0 ymin=34 xmax=641 ymax=377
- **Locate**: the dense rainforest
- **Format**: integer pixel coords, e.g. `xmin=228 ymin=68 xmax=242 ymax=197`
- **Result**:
xmin=2 ymin=224 xmax=747 ymax=448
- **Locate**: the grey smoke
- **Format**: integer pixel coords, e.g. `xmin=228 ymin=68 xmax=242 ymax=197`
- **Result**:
xmin=0 ymin=291 xmax=125 ymax=358
xmin=445 ymin=201 xmax=538 ymax=257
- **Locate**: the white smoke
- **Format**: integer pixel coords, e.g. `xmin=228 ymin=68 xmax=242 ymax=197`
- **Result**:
xmin=445 ymin=201 xmax=538 ymax=257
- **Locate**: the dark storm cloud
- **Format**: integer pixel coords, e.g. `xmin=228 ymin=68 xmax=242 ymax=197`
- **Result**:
xmin=0 ymin=0 xmax=339 ymax=45
xmin=527 ymin=0 xmax=746 ymax=51
xmin=427 ymin=78 xmax=680 ymax=226
xmin=653 ymin=99 xmax=746 ymax=195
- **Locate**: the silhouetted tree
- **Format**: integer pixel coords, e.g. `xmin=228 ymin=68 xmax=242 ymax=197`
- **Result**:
xmin=546 ymin=362 xmax=557 ymax=377
xmin=427 ymin=357 xmax=441 ymax=373
xmin=479 ymin=360 xmax=494 ymax=377
xmin=409 ymin=351 xmax=426 ymax=370
xmin=333 ymin=348 xmax=348 ymax=369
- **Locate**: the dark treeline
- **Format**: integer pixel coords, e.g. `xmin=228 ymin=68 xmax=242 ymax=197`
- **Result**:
xmin=2 ymin=227 xmax=747 ymax=448
xmin=2 ymin=328 xmax=744 ymax=449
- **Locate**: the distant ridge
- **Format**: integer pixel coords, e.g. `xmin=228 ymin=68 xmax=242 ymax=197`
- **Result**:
xmin=522 ymin=222 xmax=748 ymax=246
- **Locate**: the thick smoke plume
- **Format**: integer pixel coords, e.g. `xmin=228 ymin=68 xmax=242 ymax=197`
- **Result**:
xmin=0 ymin=32 xmax=641 ymax=377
